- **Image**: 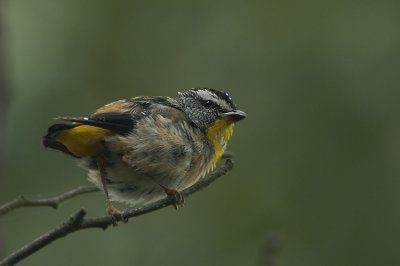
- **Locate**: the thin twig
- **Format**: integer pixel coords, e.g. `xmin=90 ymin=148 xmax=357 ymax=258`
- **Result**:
xmin=0 ymin=209 xmax=87 ymax=266
xmin=80 ymin=158 xmax=234 ymax=230
xmin=0 ymin=159 xmax=234 ymax=266
xmin=0 ymin=186 xmax=99 ymax=216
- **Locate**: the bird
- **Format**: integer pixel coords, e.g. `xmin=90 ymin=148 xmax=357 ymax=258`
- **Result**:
xmin=43 ymin=88 xmax=246 ymax=221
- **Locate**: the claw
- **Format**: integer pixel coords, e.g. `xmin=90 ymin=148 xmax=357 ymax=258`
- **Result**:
xmin=106 ymin=202 xmax=128 ymax=224
xmin=164 ymin=187 xmax=185 ymax=209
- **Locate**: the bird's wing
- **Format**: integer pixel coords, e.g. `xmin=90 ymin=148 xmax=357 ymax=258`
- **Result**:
xmin=56 ymin=96 xmax=184 ymax=134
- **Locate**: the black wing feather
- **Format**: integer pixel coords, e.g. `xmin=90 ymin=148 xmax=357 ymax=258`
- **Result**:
xmin=60 ymin=112 xmax=135 ymax=134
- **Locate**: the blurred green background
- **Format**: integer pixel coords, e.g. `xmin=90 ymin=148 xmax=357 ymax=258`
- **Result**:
xmin=1 ymin=0 xmax=400 ymax=265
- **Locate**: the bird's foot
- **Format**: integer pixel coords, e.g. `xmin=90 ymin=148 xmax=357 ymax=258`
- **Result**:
xmin=163 ymin=187 xmax=185 ymax=209
xmin=106 ymin=202 xmax=128 ymax=224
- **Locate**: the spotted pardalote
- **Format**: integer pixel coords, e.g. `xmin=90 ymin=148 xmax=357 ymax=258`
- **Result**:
xmin=43 ymin=88 xmax=246 ymax=219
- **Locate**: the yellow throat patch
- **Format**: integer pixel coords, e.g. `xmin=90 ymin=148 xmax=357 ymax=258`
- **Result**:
xmin=206 ymin=118 xmax=235 ymax=169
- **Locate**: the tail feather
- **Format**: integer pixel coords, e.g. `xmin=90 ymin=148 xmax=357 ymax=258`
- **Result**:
xmin=43 ymin=123 xmax=80 ymax=157
xmin=43 ymin=122 xmax=113 ymax=158
xmin=45 ymin=123 xmax=77 ymax=138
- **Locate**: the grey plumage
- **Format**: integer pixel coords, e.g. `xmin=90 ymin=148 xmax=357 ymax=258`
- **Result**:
xmin=45 ymin=88 xmax=245 ymax=207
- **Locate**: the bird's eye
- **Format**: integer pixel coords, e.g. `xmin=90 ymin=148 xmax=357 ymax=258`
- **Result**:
xmin=204 ymin=100 xmax=214 ymax=107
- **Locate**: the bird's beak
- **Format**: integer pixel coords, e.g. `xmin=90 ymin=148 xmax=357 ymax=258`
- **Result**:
xmin=221 ymin=110 xmax=247 ymax=122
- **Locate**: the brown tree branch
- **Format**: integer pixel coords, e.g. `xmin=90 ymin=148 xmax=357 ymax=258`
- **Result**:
xmin=0 ymin=186 xmax=99 ymax=216
xmin=0 ymin=209 xmax=87 ymax=266
xmin=0 ymin=159 xmax=234 ymax=266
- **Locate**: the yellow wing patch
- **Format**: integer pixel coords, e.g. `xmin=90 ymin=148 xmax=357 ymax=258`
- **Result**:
xmin=55 ymin=125 xmax=113 ymax=157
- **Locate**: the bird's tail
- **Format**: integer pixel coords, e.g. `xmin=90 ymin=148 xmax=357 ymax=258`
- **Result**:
xmin=43 ymin=122 xmax=112 ymax=158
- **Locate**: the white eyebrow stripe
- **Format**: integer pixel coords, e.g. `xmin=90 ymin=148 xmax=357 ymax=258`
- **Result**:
xmin=195 ymin=89 xmax=217 ymax=100
xmin=194 ymin=89 xmax=234 ymax=111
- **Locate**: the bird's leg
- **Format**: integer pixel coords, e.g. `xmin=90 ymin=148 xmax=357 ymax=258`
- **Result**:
xmin=96 ymin=155 xmax=128 ymax=223
xmin=150 ymin=178 xmax=185 ymax=209
xmin=163 ymin=187 xmax=185 ymax=209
